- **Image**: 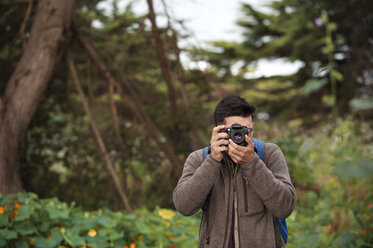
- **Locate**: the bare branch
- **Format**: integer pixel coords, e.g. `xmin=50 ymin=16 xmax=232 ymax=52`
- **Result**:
xmin=146 ymin=0 xmax=177 ymax=118
xmin=67 ymin=52 xmax=133 ymax=213
xmin=19 ymin=0 xmax=33 ymax=51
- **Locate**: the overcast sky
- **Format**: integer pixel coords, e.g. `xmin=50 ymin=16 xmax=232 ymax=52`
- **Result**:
xmin=98 ymin=0 xmax=303 ymax=78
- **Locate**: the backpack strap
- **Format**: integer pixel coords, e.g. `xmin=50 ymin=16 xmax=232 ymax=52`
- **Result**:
xmin=202 ymin=146 xmax=212 ymax=212
xmin=279 ymin=219 xmax=288 ymax=243
xmin=252 ymin=138 xmax=264 ymax=161
xmin=201 ymin=146 xmax=212 ymax=244
xmin=203 ymin=146 xmax=210 ymax=160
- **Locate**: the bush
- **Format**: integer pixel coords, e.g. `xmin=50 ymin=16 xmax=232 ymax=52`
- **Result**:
xmin=279 ymin=119 xmax=373 ymax=247
xmin=0 ymin=193 xmax=199 ymax=248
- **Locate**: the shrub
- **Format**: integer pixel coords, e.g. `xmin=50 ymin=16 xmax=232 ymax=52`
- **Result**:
xmin=0 ymin=193 xmax=199 ymax=248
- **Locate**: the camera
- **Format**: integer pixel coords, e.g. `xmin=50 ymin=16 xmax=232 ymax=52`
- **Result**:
xmin=219 ymin=123 xmax=252 ymax=146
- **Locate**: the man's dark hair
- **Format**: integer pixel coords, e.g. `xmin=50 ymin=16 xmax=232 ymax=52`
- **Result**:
xmin=214 ymin=96 xmax=256 ymax=126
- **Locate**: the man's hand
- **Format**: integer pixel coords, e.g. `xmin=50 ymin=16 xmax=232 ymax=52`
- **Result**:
xmin=228 ymin=135 xmax=255 ymax=164
xmin=210 ymin=125 xmax=229 ymax=162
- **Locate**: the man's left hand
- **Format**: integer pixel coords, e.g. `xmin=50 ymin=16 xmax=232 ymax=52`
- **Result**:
xmin=228 ymin=135 xmax=255 ymax=164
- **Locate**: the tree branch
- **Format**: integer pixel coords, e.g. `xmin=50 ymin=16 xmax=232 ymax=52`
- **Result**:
xmin=74 ymin=27 xmax=183 ymax=181
xmin=67 ymin=51 xmax=133 ymax=213
xmin=146 ymin=0 xmax=177 ymax=118
xmin=19 ymin=0 xmax=33 ymax=51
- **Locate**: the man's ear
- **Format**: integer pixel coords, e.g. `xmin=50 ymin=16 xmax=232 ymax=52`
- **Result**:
xmin=251 ymin=122 xmax=255 ymax=138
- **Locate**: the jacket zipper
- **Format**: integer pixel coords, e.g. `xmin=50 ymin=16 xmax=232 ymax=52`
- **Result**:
xmin=222 ymin=164 xmax=232 ymax=247
xmin=242 ymin=177 xmax=248 ymax=212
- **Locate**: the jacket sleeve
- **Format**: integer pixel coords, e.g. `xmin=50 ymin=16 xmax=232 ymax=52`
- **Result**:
xmin=173 ymin=149 xmax=222 ymax=216
xmin=241 ymin=143 xmax=296 ymax=219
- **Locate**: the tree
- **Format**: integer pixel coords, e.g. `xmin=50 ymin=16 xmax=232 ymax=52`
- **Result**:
xmin=0 ymin=0 xmax=76 ymax=194
xmin=206 ymin=0 xmax=373 ymax=118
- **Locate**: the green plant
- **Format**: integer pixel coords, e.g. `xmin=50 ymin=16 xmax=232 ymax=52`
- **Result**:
xmin=0 ymin=193 xmax=199 ymax=248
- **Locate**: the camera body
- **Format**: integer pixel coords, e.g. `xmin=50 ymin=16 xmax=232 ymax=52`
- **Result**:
xmin=219 ymin=123 xmax=252 ymax=147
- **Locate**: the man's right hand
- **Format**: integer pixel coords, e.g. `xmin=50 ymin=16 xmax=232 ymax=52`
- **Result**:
xmin=210 ymin=125 xmax=229 ymax=162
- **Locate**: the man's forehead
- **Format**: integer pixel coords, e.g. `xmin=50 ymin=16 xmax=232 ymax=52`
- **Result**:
xmin=223 ymin=116 xmax=253 ymax=125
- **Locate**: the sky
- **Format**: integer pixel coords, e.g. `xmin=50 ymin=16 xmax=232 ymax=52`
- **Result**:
xmin=97 ymin=0 xmax=303 ymax=78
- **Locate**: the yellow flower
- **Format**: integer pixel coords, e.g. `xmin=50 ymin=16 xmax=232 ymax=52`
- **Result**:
xmin=130 ymin=243 xmax=136 ymax=248
xmin=88 ymin=229 xmax=97 ymax=237
xmin=0 ymin=206 xmax=4 ymax=214
xmin=163 ymin=221 xmax=171 ymax=227
xmin=158 ymin=209 xmax=175 ymax=220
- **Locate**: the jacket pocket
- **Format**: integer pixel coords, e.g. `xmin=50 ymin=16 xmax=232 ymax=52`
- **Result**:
xmin=241 ymin=177 xmax=265 ymax=215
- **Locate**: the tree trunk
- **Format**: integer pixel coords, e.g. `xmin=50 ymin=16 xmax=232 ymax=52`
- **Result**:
xmin=0 ymin=0 xmax=76 ymax=195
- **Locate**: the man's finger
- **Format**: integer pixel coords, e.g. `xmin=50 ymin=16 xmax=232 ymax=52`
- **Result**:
xmin=216 ymin=145 xmax=229 ymax=152
xmin=212 ymin=125 xmax=225 ymax=134
xmin=245 ymin=135 xmax=253 ymax=145
xmin=218 ymin=138 xmax=229 ymax=145
xmin=229 ymin=153 xmax=240 ymax=163
xmin=229 ymin=140 xmax=246 ymax=153
xmin=228 ymin=141 xmax=244 ymax=157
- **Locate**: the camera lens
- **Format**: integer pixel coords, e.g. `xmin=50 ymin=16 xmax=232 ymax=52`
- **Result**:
xmin=234 ymin=134 xmax=242 ymax=142
xmin=232 ymin=131 xmax=244 ymax=143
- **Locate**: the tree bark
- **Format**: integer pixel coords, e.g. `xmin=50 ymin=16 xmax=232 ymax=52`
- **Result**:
xmin=0 ymin=0 xmax=75 ymax=195
xmin=67 ymin=52 xmax=133 ymax=212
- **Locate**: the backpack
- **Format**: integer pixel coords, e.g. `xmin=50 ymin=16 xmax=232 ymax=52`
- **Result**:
xmin=203 ymin=139 xmax=288 ymax=244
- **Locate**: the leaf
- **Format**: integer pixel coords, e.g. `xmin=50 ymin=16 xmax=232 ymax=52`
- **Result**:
xmin=303 ymin=79 xmax=328 ymax=96
xmin=14 ymin=222 xmax=37 ymax=235
xmin=64 ymin=233 xmax=85 ymax=246
xmin=0 ymin=229 xmax=18 ymax=239
xmin=322 ymin=95 xmax=335 ymax=106
xmin=15 ymin=205 xmax=32 ymax=221
xmin=15 ymin=241 xmax=28 ymax=248
xmin=333 ymin=158 xmax=373 ymax=182
xmin=298 ymin=135 xmax=323 ymax=158
xmin=0 ymin=214 xmax=8 ymax=228
xmin=34 ymin=228 xmax=63 ymax=248
xmin=349 ymin=97 xmax=373 ymax=111
xmin=46 ymin=207 xmax=69 ymax=219
xmin=135 ymin=221 xmax=151 ymax=234
xmin=96 ymin=214 xmax=115 ymax=227
xmin=330 ymin=69 xmax=343 ymax=81
xmin=327 ymin=22 xmax=337 ymax=32
xmin=333 ymin=231 xmax=357 ymax=246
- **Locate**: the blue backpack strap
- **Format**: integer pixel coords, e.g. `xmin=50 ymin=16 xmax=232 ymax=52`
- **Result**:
xmin=279 ymin=219 xmax=288 ymax=243
xmin=203 ymin=146 xmax=210 ymax=160
xmin=252 ymin=139 xmax=288 ymax=244
xmin=252 ymin=139 xmax=264 ymax=161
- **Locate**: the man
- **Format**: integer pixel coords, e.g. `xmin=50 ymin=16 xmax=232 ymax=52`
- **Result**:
xmin=173 ymin=96 xmax=296 ymax=248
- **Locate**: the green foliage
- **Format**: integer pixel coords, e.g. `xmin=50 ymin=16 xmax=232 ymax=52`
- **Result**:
xmin=205 ymin=0 xmax=373 ymax=119
xmin=274 ymin=118 xmax=373 ymax=247
xmin=349 ymin=98 xmax=373 ymax=111
xmin=303 ymin=79 xmax=328 ymax=96
xmin=0 ymin=193 xmax=199 ymax=248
